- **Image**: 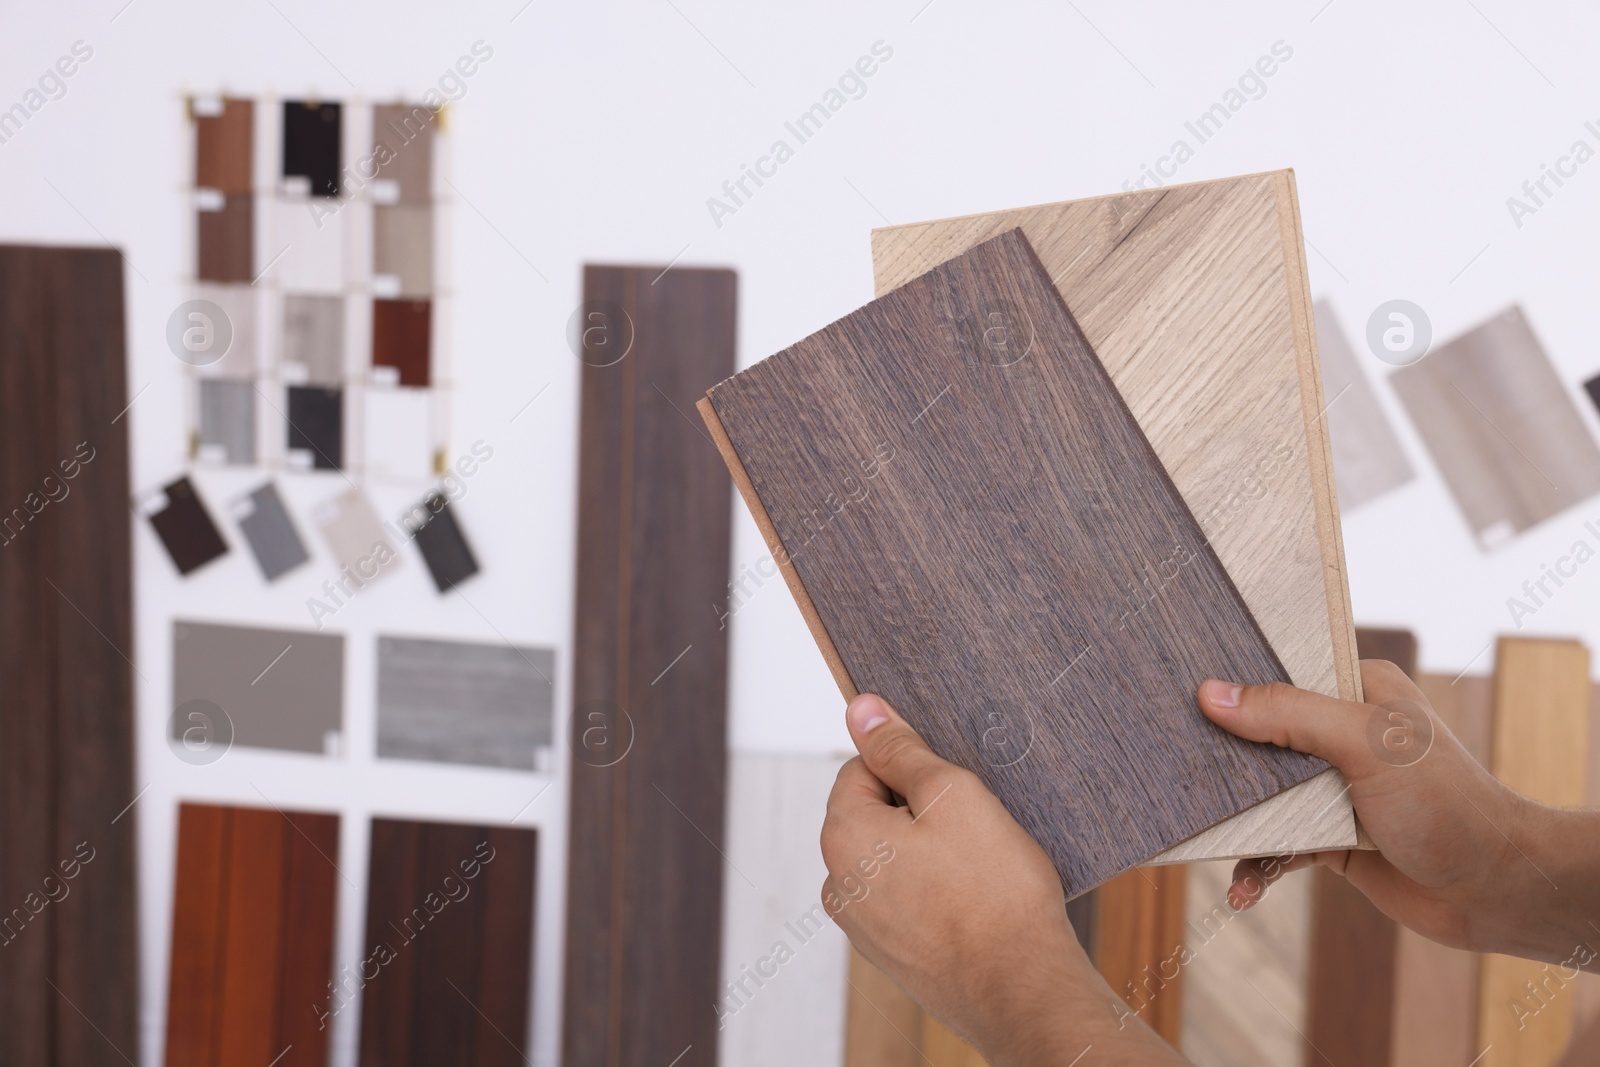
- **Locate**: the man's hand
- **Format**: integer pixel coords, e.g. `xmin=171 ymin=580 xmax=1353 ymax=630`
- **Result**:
xmin=1199 ymin=660 xmax=1600 ymax=967
xmin=821 ymin=693 xmax=1187 ymax=1065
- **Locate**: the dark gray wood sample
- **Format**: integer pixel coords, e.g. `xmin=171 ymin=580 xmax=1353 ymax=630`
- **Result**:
xmin=705 ymin=229 xmax=1325 ymax=895
xmin=405 ymin=492 xmax=479 ymax=592
xmin=287 ymin=385 xmax=343 ymax=470
xmin=376 ymin=636 xmax=554 ymax=770
xmin=1391 ymin=306 xmax=1600 ymax=548
xmin=234 ymin=482 xmax=309 ymax=581
xmin=173 ymin=621 xmax=343 ymax=755
xmin=1314 ymin=300 xmax=1414 ymax=511
xmin=282 ymin=101 xmax=342 ymax=197
xmin=0 ymin=244 xmax=139 ymax=1062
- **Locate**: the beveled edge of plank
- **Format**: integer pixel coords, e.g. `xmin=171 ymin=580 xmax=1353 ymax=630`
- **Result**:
xmin=697 ymin=395 xmax=858 ymax=700
xmin=1146 ymin=766 xmax=1356 ymax=864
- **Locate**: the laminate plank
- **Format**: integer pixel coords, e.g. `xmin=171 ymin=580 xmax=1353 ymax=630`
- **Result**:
xmin=147 ymin=475 xmax=229 ymax=575
xmin=277 ymin=813 xmax=340 ymax=1067
xmin=164 ymin=805 xmax=232 ymax=1067
xmin=282 ymin=101 xmax=341 ymax=197
xmin=372 ymin=299 xmax=432 ymax=386
xmin=1478 ymin=638 xmax=1591 ymax=1067
xmin=564 ymin=264 xmax=735 ymax=1067
xmin=705 ymin=229 xmax=1324 ymax=896
xmin=410 ymin=821 xmax=490 ymax=1066
xmin=1313 ymin=300 xmax=1414 ymax=512
xmin=358 ymin=819 xmax=422 ymax=1067
xmin=194 ymin=97 xmax=253 ymax=193
xmin=1304 ymin=627 xmax=1415 ymax=1067
xmin=198 ymin=378 xmax=256 ymax=465
xmin=172 ymin=620 xmax=344 ymax=755
xmin=1391 ymin=307 xmax=1600 ymax=549
xmin=0 ymin=245 xmax=138 ymax=1064
xmin=870 ymin=171 xmax=1362 ymax=864
xmin=843 ymin=948 xmax=924 ymax=1067
xmin=233 ymin=482 xmax=310 ymax=582
xmin=195 ymin=282 xmax=257 ymax=378
xmin=1096 ymin=865 xmax=1189 ymax=1045
xmin=216 ymin=808 xmax=287 ymax=1066
xmin=282 ymin=294 xmax=344 ymax=385
xmin=314 ymin=487 xmax=399 ymax=589
xmin=198 ymin=194 xmax=253 ymax=283
xmin=404 ymin=493 xmax=480 ymax=592
xmin=373 ymin=104 xmax=435 ymax=204
xmin=286 ymin=385 xmax=343 ymax=470
xmin=374 ymin=205 xmax=433 ymax=297
xmin=471 ymin=828 xmax=537 ymax=1067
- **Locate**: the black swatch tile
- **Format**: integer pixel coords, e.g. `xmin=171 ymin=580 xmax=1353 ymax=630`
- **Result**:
xmin=286 ymin=385 xmax=343 ymax=470
xmin=282 ymin=101 xmax=342 ymax=198
xmin=146 ymin=476 xmax=228 ymax=575
xmin=1585 ymin=372 xmax=1600 ymax=418
xmin=404 ymin=492 xmax=479 ymax=592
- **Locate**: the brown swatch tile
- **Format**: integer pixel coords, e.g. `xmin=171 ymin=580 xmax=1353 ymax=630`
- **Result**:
xmin=704 ymin=228 xmax=1325 ymax=895
xmin=282 ymin=294 xmax=344 ymax=384
xmin=372 ymin=103 xmax=436 ymax=204
xmin=172 ymin=620 xmax=344 ymax=754
xmin=372 ymin=298 xmax=431 ymax=386
xmin=194 ymin=97 xmax=253 ymax=193
xmin=165 ymin=802 xmax=340 ymax=1067
xmin=1391 ymin=306 xmax=1600 ymax=548
xmin=198 ymin=194 xmax=253 ymax=283
xmin=357 ymin=820 xmax=536 ymax=1066
xmin=1314 ymin=300 xmax=1415 ymax=512
xmin=373 ymin=205 xmax=432 ymax=297
xmin=145 ymin=475 xmax=229 ymax=575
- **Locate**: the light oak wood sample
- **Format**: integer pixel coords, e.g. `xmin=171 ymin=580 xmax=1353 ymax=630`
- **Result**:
xmin=871 ymin=170 xmax=1361 ymax=865
xmin=1478 ymin=637 xmax=1592 ymax=1067
xmin=844 ymin=949 xmax=988 ymax=1067
xmin=1313 ymin=300 xmax=1415 ymax=512
xmin=1391 ymin=306 xmax=1600 ymax=550
xmin=706 ymin=229 xmax=1326 ymax=896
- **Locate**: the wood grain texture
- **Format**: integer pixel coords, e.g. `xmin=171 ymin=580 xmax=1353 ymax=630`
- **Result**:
xmin=194 ymin=97 xmax=253 ymax=193
xmin=358 ymin=820 xmax=537 ymax=1067
xmin=1391 ymin=306 xmax=1600 ymax=549
xmin=706 ymin=228 xmax=1324 ymax=895
xmin=564 ymin=264 xmax=735 ymax=1067
xmin=197 ymin=194 xmax=253 ymax=283
xmin=870 ymin=170 xmax=1362 ymax=864
xmin=1313 ymin=300 xmax=1415 ymax=512
xmin=1478 ymin=637 xmax=1592 ymax=1067
xmin=164 ymin=802 xmax=340 ymax=1067
xmin=1096 ymin=865 xmax=1189 ymax=1045
xmin=1304 ymin=628 xmax=1415 ymax=1067
xmin=0 ymin=244 xmax=138 ymax=1066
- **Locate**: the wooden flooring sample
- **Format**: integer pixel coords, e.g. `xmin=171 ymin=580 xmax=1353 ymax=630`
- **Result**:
xmin=564 ymin=265 xmax=735 ymax=1067
xmin=1095 ymin=865 xmax=1189 ymax=1045
xmin=871 ymin=170 xmax=1360 ymax=864
xmin=1314 ymin=300 xmax=1415 ymax=512
xmin=1391 ymin=306 xmax=1600 ymax=549
xmin=0 ymin=245 xmax=139 ymax=1065
xmin=194 ymin=97 xmax=253 ymax=193
xmin=197 ymin=193 xmax=253 ymax=283
xmin=1478 ymin=637 xmax=1592 ymax=1067
xmin=358 ymin=819 xmax=536 ymax=1067
xmin=165 ymin=803 xmax=339 ymax=1067
xmin=704 ymin=229 xmax=1325 ymax=895
xmin=844 ymin=950 xmax=987 ymax=1067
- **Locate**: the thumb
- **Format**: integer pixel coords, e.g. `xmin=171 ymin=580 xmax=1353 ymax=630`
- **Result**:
xmin=845 ymin=693 xmax=958 ymax=812
xmin=1197 ymin=678 xmax=1378 ymax=777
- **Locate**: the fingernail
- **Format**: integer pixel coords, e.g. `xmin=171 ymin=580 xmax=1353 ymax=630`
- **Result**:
xmin=1205 ymin=680 xmax=1242 ymax=708
xmin=847 ymin=694 xmax=890 ymax=734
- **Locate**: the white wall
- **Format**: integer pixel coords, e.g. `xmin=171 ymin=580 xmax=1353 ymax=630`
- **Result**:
xmin=4 ymin=1 xmax=1600 ymax=1064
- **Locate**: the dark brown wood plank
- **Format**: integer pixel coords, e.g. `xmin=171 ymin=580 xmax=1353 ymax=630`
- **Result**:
xmin=473 ymin=827 xmax=536 ymax=1067
xmin=564 ymin=264 xmax=736 ymax=1067
xmin=277 ymin=813 xmax=340 ymax=1067
xmin=0 ymin=245 xmax=138 ymax=1067
xmin=705 ymin=229 xmax=1323 ymax=895
xmin=165 ymin=805 xmax=234 ymax=1067
xmin=359 ymin=819 xmax=423 ymax=1067
xmin=411 ymin=821 xmax=491 ymax=1066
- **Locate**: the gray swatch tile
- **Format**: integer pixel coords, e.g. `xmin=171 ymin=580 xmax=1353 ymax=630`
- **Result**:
xmin=232 ymin=482 xmax=309 ymax=581
xmin=373 ymin=205 xmax=432 ymax=297
xmin=282 ymin=294 xmax=344 ymax=385
xmin=1391 ymin=305 xmax=1600 ymax=549
xmin=376 ymin=636 xmax=554 ymax=770
xmin=198 ymin=378 xmax=255 ymax=465
xmin=172 ymin=620 xmax=343 ymax=755
xmin=1314 ymin=300 xmax=1414 ymax=512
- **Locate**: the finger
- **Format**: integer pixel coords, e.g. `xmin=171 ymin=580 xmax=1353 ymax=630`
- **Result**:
xmin=825 ymin=755 xmax=895 ymax=818
xmin=1198 ymin=678 xmax=1378 ymax=774
xmin=845 ymin=693 xmax=962 ymax=814
xmin=1226 ymin=852 xmax=1327 ymax=910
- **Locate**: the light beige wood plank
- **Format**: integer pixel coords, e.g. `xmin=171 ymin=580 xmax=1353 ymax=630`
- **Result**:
xmin=1390 ymin=306 xmax=1600 ymax=549
xmin=845 ymin=948 xmax=925 ymax=1067
xmin=871 ymin=171 xmax=1360 ymax=862
xmin=1478 ymin=638 xmax=1592 ymax=1067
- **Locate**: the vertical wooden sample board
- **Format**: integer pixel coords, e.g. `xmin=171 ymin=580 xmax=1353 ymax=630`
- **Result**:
xmin=870 ymin=171 xmax=1360 ymax=866
xmin=1478 ymin=638 xmax=1592 ymax=1067
xmin=844 ymin=950 xmax=987 ymax=1067
xmin=1303 ymin=628 xmax=1416 ymax=1066
xmin=358 ymin=820 xmax=536 ymax=1067
xmin=705 ymin=228 xmax=1323 ymax=897
xmin=562 ymin=265 xmax=735 ymax=1067
xmin=164 ymin=803 xmax=339 ymax=1067
xmin=1096 ymin=865 xmax=1190 ymax=1045
xmin=0 ymin=245 xmax=139 ymax=1065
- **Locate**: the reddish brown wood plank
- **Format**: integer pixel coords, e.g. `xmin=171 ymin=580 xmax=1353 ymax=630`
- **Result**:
xmin=564 ymin=265 xmax=736 ymax=1067
xmin=278 ymin=813 xmax=340 ymax=1067
xmin=1096 ymin=866 xmax=1188 ymax=1045
xmin=704 ymin=229 xmax=1323 ymax=895
xmin=165 ymin=805 xmax=233 ymax=1067
xmin=217 ymin=808 xmax=288 ymax=1067
xmin=195 ymin=97 xmax=253 ymax=193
